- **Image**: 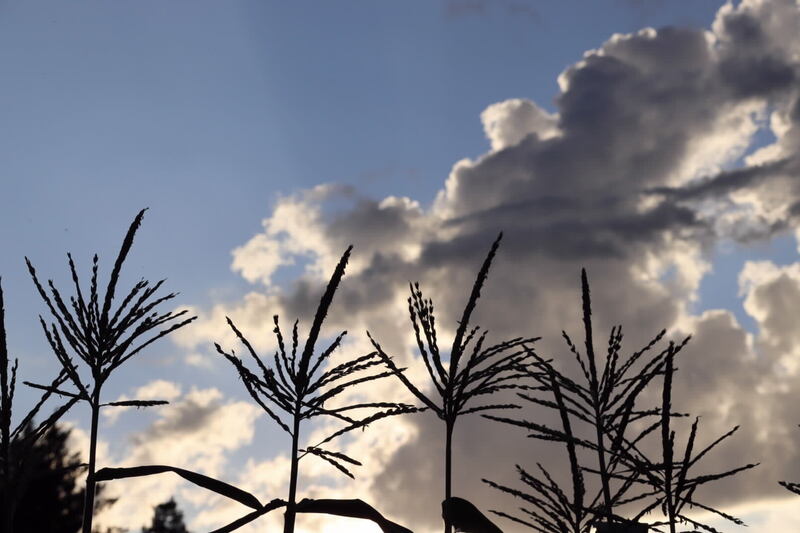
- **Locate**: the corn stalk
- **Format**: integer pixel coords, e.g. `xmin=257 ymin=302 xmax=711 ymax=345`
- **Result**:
xmin=368 ymin=233 xmax=540 ymax=533
xmin=216 ymin=246 xmax=416 ymax=533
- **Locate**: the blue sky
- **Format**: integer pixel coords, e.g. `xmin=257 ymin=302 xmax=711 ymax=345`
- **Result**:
xmin=0 ymin=0 xmax=730 ymax=371
xmin=0 ymin=0 xmax=727 ymax=415
xmin=4 ymin=1 xmax=800 ymax=532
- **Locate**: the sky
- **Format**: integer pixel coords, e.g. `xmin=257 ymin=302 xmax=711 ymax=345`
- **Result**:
xmin=2 ymin=0 xmax=800 ymax=531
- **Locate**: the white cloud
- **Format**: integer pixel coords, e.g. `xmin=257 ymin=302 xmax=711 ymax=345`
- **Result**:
xmin=230 ymin=185 xmax=342 ymax=288
xmin=481 ymin=98 xmax=559 ymax=152
xmin=63 ymin=384 xmax=263 ymax=531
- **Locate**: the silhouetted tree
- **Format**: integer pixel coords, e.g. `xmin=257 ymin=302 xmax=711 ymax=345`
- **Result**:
xmin=141 ymin=498 xmax=190 ymax=533
xmin=0 ymin=422 xmax=115 ymax=533
xmin=1 ymin=279 xmax=78 ymax=533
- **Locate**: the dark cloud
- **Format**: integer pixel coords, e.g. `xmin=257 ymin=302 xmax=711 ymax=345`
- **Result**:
xmin=720 ymin=54 xmax=796 ymax=98
xmin=648 ymin=157 xmax=797 ymax=201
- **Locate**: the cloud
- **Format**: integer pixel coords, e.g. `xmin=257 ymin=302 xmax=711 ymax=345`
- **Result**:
xmin=230 ymin=184 xmax=348 ymax=288
xmin=481 ymin=99 xmax=559 ymax=151
xmin=67 ymin=384 xmax=261 ymax=531
xmin=174 ymin=0 xmax=800 ymax=531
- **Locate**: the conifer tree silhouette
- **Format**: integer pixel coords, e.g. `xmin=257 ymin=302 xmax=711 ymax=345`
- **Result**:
xmin=142 ymin=498 xmax=190 ymax=533
xmin=1 ymin=422 xmax=116 ymax=533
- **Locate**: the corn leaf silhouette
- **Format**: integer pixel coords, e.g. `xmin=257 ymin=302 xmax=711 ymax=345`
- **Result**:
xmin=24 ymin=209 xmax=197 ymax=533
xmin=368 ymin=233 xmax=541 ymax=533
xmin=95 ymin=465 xmax=264 ymax=509
xmin=216 ymin=245 xmax=417 ymax=533
xmin=295 ymin=498 xmax=414 ymax=533
xmin=780 ymin=481 xmax=800 ymax=496
xmin=441 ymin=497 xmax=503 ymax=533
xmin=209 ymin=499 xmax=288 ymax=533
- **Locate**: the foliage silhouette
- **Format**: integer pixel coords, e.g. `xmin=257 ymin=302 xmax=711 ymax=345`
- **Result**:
xmin=215 ymin=245 xmax=416 ymax=533
xmin=2 ymin=216 xmax=767 ymax=533
xmin=625 ymin=346 xmax=759 ymax=533
xmin=485 ymin=269 xmax=756 ymax=532
xmin=485 ymin=268 xmax=686 ymax=531
xmin=368 ymin=233 xmax=540 ymax=533
xmin=295 ymin=498 xmax=414 ymax=533
xmin=141 ymin=497 xmax=190 ymax=533
xmin=442 ymin=497 xmax=503 ymax=533
xmin=0 ymin=422 xmax=116 ymax=533
xmin=95 ymin=465 xmax=264 ymax=511
xmin=24 ymin=209 xmax=197 ymax=533
xmin=1 ymin=279 xmax=79 ymax=533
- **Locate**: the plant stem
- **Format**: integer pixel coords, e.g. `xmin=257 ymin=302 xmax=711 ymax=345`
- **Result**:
xmin=444 ymin=418 xmax=454 ymax=533
xmin=662 ymin=350 xmax=675 ymax=533
xmin=81 ymin=391 xmax=100 ymax=533
xmin=0 ymin=436 xmax=9 ymax=533
xmin=581 ymin=271 xmax=612 ymax=517
xmin=594 ymin=414 xmax=612 ymax=517
xmin=0 ymin=283 xmax=11 ymax=533
xmin=0 ymin=412 xmax=10 ymax=532
xmin=284 ymin=412 xmax=302 ymax=533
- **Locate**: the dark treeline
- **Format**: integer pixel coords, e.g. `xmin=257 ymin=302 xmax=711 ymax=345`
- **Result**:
xmin=0 ymin=210 xmax=785 ymax=533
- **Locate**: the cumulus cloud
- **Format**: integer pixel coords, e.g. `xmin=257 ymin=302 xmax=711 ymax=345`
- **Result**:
xmin=67 ymin=383 xmax=261 ymax=531
xmin=172 ymin=1 xmax=800 ymax=531
xmin=481 ymin=98 xmax=559 ymax=151
xmin=230 ymin=184 xmax=346 ymax=288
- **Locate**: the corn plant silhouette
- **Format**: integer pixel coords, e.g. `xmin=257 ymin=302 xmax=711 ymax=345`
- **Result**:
xmin=624 ymin=347 xmax=758 ymax=533
xmin=484 ymin=269 xmax=690 ymax=532
xmin=24 ymin=209 xmax=196 ymax=533
xmin=367 ymin=233 xmax=540 ymax=533
xmin=216 ymin=245 xmax=416 ymax=533
xmin=1 ymin=280 xmax=79 ymax=533
xmin=483 ymin=364 xmax=590 ymax=533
